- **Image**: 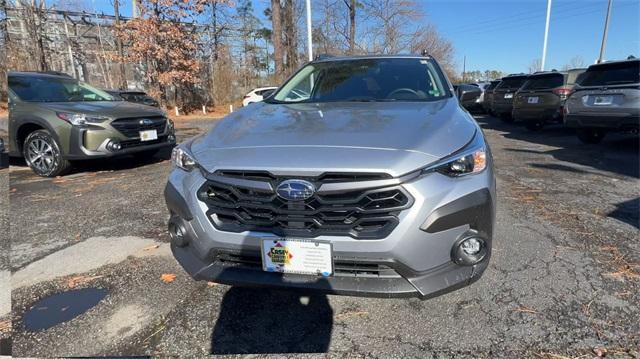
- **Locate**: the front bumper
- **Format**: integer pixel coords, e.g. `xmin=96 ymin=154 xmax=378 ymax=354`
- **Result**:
xmin=65 ymin=124 xmax=176 ymax=160
xmin=564 ymin=113 xmax=640 ymax=130
xmin=164 ymin=165 xmax=496 ymax=299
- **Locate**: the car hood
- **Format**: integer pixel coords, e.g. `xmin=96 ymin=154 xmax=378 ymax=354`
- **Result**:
xmin=40 ymin=101 xmax=165 ymax=119
xmin=190 ymin=99 xmax=477 ymax=177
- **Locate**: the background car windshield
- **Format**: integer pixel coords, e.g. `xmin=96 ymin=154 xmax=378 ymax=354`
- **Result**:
xmin=521 ymin=74 xmax=564 ymax=90
xmin=9 ymin=76 xmax=116 ymax=102
xmin=272 ymin=58 xmax=449 ymax=103
xmin=578 ymin=61 xmax=640 ymax=86
xmin=495 ymin=77 xmax=528 ymax=90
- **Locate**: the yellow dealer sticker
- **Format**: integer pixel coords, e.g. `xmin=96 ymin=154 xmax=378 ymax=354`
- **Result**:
xmin=261 ymin=238 xmax=333 ymax=276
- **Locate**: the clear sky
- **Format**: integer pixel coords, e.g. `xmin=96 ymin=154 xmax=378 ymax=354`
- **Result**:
xmin=91 ymin=0 xmax=640 ymax=74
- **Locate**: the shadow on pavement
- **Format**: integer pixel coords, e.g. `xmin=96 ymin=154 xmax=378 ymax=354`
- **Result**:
xmin=476 ymin=115 xmax=639 ymax=178
xmin=210 ymin=287 xmax=333 ymax=354
xmin=8 ymin=147 xmax=172 ymax=177
xmin=608 ymin=197 xmax=640 ymax=229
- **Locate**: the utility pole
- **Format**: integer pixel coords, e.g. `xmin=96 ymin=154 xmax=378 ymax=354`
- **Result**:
xmin=540 ymin=0 xmax=552 ymax=71
xmin=462 ymin=55 xmax=466 ymax=82
xmin=305 ymin=0 xmax=313 ymax=61
xmin=114 ymin=0 xmax=127 ymax=89
xmin=598 ymin=0 xmax=613 ymax=63
xmin=132 ymin=0 xmax=138 ymax=18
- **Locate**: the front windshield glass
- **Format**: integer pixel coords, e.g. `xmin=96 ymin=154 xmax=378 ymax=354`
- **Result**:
xmin=9 ymin=75 xmax=117 ymax=102
xmin=271 ymin=58 xmax=450 ymax=103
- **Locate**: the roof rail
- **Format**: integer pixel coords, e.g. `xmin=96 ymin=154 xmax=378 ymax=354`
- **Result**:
xmin=314 ymin=54 xmax=335 ymax=61
xmin=420 ymin=49 xmax=431 ymax=57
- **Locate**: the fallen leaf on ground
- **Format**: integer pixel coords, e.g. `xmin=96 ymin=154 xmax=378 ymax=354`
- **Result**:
xmin=207 ymin=282 xmax=217 ymax=287
xmin=161 ymin=273 xmax=177 ymax=283
xmin=593 ymin=347 xmax=607 ymax=357
xmin=143 ymin=245 xmax=160 ymax=251
xmin=0 ymin=320 xmax=10 ymax=333
xmin=67 ymin=275 xmax=104 ymax=288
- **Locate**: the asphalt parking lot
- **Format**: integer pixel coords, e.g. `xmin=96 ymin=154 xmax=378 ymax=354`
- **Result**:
xmin=4 ymin=115 xmax=639 ymax=358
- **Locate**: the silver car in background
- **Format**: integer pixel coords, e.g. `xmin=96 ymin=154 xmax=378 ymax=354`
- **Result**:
xmin=164 ymin=55 xmax=496 ymax=299
xmin=565 ymin=57 xmax=640 ymax=143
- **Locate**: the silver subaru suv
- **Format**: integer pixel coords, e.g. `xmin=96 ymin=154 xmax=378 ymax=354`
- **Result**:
xmin=164 ymin=55 xmax=496 ymax=299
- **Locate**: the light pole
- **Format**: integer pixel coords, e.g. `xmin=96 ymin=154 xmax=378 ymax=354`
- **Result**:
xmin=305 ymin=0 xmax=313 ymax=61
xmin=598 ymin=0 xmax=613 ymax=63
xmin=540 ymin=0 xmax=552 ymax=71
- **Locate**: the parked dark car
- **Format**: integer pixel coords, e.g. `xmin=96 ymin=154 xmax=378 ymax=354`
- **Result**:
xmin=106 ymin=90 xmax=160 ymax=107
xmin=492 ymin=74 xmax=529 ymax=122
xmin=565 ymin=57 xmax=640 ymax=143
xmin=455 ymin=84 xmax=483 ymax=111
xmin=513 ymin=68 xmax=586 ymax=131
xmin=482 ymin=80 xmax=502 ymax=114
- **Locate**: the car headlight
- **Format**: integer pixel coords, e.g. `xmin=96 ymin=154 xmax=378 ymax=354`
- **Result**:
xmin=171 ymin=147 xmax=198 ymax=172
xmin=420 ymin=131 xmax=488 ymax=177
xmin=56 ymin=112 xmax=108 ymax=126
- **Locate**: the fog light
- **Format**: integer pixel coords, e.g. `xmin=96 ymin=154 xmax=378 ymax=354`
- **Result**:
xmin=106 ymin=141 xmax=121 ymax=152
xmin=461 ymin=237 xmax=481 ymax=255
xmin=168 ymin=219 xmax=188 ymax=247
xmin=451 ymin=234 xmax=487 ymax=266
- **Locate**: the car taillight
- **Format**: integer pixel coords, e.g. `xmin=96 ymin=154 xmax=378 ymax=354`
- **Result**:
xmin=553 ymin=87 xmax=572 ymax=99
xmin=243 ymin=95 xmax=250 ymax=99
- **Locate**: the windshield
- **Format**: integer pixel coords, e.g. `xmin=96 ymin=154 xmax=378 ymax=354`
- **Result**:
xmin=9 ymin=75 xmax=117 ymax=102
xmin=578 ymin=61 xmax=640 ymax=87
xmin=270 ymin=58 xmax=450 ymax=103
xmin=521 ymin=74 xmax=564 ymax=90
xmin=495 ymin=77 xmax=528 ymax=91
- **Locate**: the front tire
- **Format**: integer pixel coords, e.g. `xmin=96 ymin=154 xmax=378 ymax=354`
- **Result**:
xmin=577 ymin=128 xmax=606 ymax=144
xmin=23 ymin=129 xmax=71 ymax=177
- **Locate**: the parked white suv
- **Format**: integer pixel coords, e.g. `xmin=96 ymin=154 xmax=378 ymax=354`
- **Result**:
xmin=242 ymin=86 xmax=277 ymax=107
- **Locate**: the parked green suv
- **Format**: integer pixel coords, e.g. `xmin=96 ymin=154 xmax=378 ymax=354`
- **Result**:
xmin=8 ymin=72 xmax=176 ymax=177
xmin=492 ymin=74 xmax=529 ymax=122
xmin=513 ymin=68 xmax=586 ymax=131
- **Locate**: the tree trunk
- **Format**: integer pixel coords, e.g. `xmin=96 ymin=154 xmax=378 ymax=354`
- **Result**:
xmin=270 ymin=0 xmax=284 ymax=79
xmin=114 ymin=0 xmax=127 ymax=89
xmin=283 ymin=0 xmax=297 ymax=74
xmin=349 ymin=0 xmax=355 ymax=54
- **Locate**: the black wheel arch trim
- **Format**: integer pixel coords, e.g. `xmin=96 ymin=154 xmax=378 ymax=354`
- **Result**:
xmin=164 ymin=181 xmax=194 ymax=221
xmin=420 ymin=188 xmax=494 ymax=237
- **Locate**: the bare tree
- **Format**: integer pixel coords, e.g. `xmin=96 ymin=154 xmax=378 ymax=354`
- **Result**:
xmin=528 ymin=58 xmax=541 ymax=74
xmin=363 ymin=0 xmax=423 ymax=54
xmin=562 ymin=55 xmax=585 ymax=70
xmin=344 ymin=0 xmax=356 ymax=53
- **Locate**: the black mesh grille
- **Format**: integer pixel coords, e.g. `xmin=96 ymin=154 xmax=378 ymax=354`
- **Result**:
xmin=119 ymin=135 xmax=168 ymax=149
xmin=198 ymin=174 xmax=413 ymax=239
xmin=214 ymin=251 xmax=401 ymax=278
xmin=111 ymin=116 xmax=166 ymax=138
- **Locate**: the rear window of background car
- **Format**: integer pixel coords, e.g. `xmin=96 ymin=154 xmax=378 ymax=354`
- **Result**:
xmin=496 ymin=77 xmax=528 ymax=90
xmin=520 ymin=74 xmax=564 ymax=90
xmin=579 ymin=61 xmax=640 ymax=87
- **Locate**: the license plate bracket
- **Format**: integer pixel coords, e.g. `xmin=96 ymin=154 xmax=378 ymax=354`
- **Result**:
xmin=139 ymin=129 xmax=158 ymax=141
xmin=261 ymin=238 xmax=333 ymax=276
xmin=593 ymin=95 xmax=613 ymax=106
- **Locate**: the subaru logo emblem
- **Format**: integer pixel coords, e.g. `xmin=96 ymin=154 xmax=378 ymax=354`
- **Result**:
xmin=276 ymin=179 xmax=316 ymax=201
xmin=139 ymin=119 xmax=153 ymax=125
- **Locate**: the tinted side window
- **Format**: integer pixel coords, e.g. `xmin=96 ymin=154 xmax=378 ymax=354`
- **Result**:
xmin=579 ymin=61 xmax=640 ymax=86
